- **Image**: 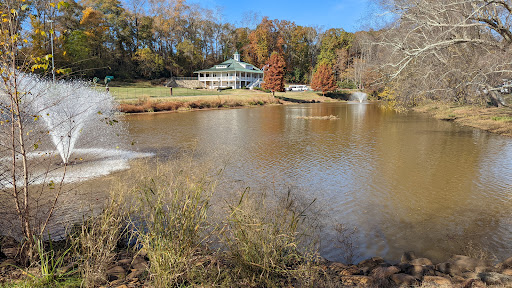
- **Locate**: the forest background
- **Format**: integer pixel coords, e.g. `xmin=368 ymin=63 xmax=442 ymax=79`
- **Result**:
xmin=13 ymin=0 xmax=375 ymax=91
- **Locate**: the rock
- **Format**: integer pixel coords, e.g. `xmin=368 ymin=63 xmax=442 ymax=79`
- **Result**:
xmin=449 ymin=255 xmax=488 ymax=273
xmin=502 ymin=269 xmax=512 ymax=276
xmin=436 ymin=262 xmax=453 ymax=275
xmin=1 ymin=248 xmax=18 ymax=259
xmin=117 ymin=258 xmax=132 ymax=266
xmin=410 ymin=258 xmax=433 ymax=266
xmin=0 ymin=237 xmax=18 ymax=259
xmin=497 ymin=256 xmax=512 ymax=270
xmin=398 ymin=262 xmax=412 ymax=273
xmin=406 ymin=264 xmax=436 ymax=278
xmin=340 ymin=275 xmax=372 ymax=287
xmin=131 ymin=256 xmax=148 ymax=271
xmin=461 ymin=278 xmax=486 ymax=288
xmin=0 ymin=259 xmax=17 ymax=273
xmin=329 ymin=262 xmax=347 ymax=271
xmin=478 ymin=272 xmax=512 ymax=286
xmin=357 ymin=257 xmax=386 ymax=275
xmin=370 ymin=266 xmax=400 ymax=278
xmin=474 ymin=265 xmax=494 ymax=273
xmin=462 ymin=272 xmax=478 ymax=280
xmin=106 ymin=265 xmax=126 ymax=282
xmin=422 ymin=276 xmax=452 ymax=286
xmin=401 ymin=251 xmax=417 ymax=263
xmin=338 ymin=265 xmax=362 ymax=276
xmin=126 ymin=268 xmax=145 ymax=280
xmin=391 ymin=273 xmax=418 ymax=286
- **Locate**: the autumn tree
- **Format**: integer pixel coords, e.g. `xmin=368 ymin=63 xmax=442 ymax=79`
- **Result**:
xmin=311 ymin=63 xmax=337 ymax=96
xmin=262 ymin=52 xmax=286 ymax=96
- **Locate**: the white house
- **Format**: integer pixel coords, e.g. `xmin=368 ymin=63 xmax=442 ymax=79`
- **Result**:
xmin=193 ymin=52 xmax=264 ymax=90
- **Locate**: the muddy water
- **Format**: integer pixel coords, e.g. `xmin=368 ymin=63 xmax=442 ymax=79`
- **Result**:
xmin=121 ymin=102 xmax=512 ymax=263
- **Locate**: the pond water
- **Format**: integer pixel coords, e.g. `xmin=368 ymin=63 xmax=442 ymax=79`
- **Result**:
xmin=124 ymin=102 xmax=512 ymax=263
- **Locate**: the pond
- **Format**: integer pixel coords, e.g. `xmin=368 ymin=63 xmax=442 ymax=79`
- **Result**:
xmin=124 ymin=102 xmax=512 ymax=263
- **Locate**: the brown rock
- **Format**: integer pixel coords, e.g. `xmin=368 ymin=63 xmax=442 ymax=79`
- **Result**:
xmin=340 ymin=275 xmax=372 ymax=287
xmin=422 ymin=276 xmax=453 ymax=287
xmin=450 ymin=255 xmax=488 ymax=273
xmin=478 ymin=272 xmax=512 ymax=286
xmin=461 ymin=278 xmax=486 ymax=288
xmin=127 ymin=268 xmax=146 ymax=280
xmin=410 ymin=258 xmax=433 ymax=266
xmin=497 ymin=256 xmax=512 ymax=270
xmin=436 ymin=262 xmax=453 ymax=275
xmin=338 ymin=265 xmax=362 ymax=276
xmin=357 ymin=257 xmax=386 ymax=275
xmin=502 ymin=269 xmax=512 ymax=276
xmin=391 ymin=273 xmax=418 ymax=286
xmin=117 ymin=258 xmax=132 ymax=266
xmin=401 ymin=251 xmax=417 ymax=263
xmin=0 ymin=259 xmax=17 ymax=273
xmin=462 ymin=272 xmax=478 ymax=279
xmin=1 ymin=248 xmax=18 ymax=259
xmin=106 ymin=265 xmax=126 ymax=282
xmin=474 ymin=265 xmax=494 ymax=273
xmin=328 ymin=262 xmax=347 ymax=273
xmin=406 ymin=264 xmax=436 ymax=278
xmin=371 ymin=266 xmax=400 ymax=278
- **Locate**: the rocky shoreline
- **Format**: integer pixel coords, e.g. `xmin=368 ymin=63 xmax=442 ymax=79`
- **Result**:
xmin=1 ymin=234 xmax=512 ymax=287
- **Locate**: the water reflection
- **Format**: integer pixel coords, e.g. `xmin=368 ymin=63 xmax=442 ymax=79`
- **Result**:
xmin=124 ymin=103 xmax=512 ymax=263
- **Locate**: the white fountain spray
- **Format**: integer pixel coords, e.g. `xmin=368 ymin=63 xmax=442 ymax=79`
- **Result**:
xmin=0 ymin=72 xmax=152 ymax=186
xmin=350 ymin=92 xmax=368 ymax=103
xmin=32 ymin=82 xmax=114 ymax=163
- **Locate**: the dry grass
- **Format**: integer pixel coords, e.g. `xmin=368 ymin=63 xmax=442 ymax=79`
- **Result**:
xmin=118 ymin=95 xmax=280 ymax=113
xmin=72 ymin=193 xmax=126 ymax=287
xmin=413 ymin=102 xmax=512 ymax=137
xmin=296 ymin=115 xmax=339 ymax=120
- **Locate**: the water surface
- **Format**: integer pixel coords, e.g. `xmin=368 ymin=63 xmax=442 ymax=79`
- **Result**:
xmin=125 ymin=102 xmax=512 ymax=263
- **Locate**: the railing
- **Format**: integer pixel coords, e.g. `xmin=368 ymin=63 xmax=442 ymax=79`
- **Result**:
xmin=173 ymin=77 xmax=197 ymax=81
xmin=198 ymin=77 xmax=263 ymax=81
xmin=247 ymin=79 xmax=262 ymax=90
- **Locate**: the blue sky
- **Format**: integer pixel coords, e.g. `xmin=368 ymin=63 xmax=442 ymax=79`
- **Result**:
xmin=198 ymin=0 xmax=374 ymax=32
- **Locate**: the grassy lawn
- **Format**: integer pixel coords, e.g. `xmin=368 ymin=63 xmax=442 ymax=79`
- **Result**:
xmin=107 ymin=80 xmax=344 ymax=104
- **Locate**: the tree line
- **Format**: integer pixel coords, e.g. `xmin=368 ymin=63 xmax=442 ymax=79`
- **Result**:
xmin=2 ymin=0 xmax=378 ymax=89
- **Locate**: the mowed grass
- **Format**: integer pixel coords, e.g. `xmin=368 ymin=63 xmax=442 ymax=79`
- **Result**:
xmin=108 ymin=81 xmax=347 ymax=113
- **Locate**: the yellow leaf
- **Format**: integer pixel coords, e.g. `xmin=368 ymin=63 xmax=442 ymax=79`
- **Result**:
xmin=63 ymin=51 xmax=67 ymax=56
xmin=41 ymin=31 xmax=46 ymax=36
xmin=49 ymin=3 xmax=55 ymax=7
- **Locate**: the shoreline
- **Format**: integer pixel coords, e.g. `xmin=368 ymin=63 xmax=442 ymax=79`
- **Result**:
xmin=2 ymin=235 xmax=512 ymax=287
xmin=412 ymin=102 xmax=512 ymax=137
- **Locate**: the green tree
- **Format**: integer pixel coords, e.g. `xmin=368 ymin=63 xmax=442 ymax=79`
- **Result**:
xmin=134 ymin=47 xmax=165 ymax=78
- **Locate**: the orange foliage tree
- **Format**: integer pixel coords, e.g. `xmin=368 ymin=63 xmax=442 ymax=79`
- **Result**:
xmin=311 ymin=63 xmax=337 ymax=96
xmin=262 ymin=52 xmax=286 ymax=96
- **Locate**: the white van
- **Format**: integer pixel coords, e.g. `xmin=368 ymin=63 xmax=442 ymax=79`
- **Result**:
xmin=287 ymin=85 xmax=309 ymax=92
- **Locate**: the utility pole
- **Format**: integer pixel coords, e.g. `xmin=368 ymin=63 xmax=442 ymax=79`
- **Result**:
xmin=48 ymin=20 xmax=55 ymax=82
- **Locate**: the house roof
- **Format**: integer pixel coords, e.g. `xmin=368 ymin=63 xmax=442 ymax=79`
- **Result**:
xmin=194 ymin=58 xmax=263 ymax=74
